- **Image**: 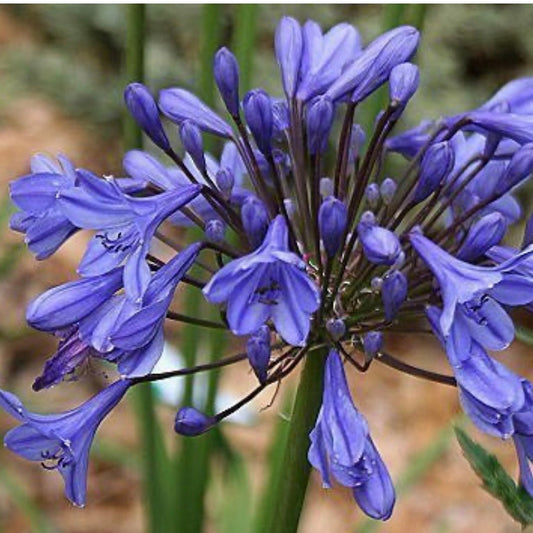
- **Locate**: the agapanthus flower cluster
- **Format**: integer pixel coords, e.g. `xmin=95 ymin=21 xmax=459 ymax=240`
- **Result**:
xmin=4 ymin=16 xmax=533 ymax=519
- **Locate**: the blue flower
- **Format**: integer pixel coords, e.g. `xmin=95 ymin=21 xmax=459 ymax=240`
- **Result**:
xmin=106 ymin=243 xmax=202 ymax=376
xmin=410 ymin=228 xmax=533 ymax=336
xmin=427 ymin=306 xmax=525 ymax=438
xmin=308 ymin=350 xmax=395 ymax=520
xmin=296 ymin=21 xmax=362 ymax=102
xmin=58 ymin=169 xmax=201 ymax=300
xmin=26 ymin=267 xmax=123 ymax=332
xmin=9 ymin=154 xmax=78 ymax=259
xmin=159 ymin=87 xmax=233 ymax=137
xmin=203 ymin=215 xmax=320 ymax=346
xmin=122 ymin=145 xmax=250 ymax=227
xmin=0 ymin=379 xmax=131 ymax=507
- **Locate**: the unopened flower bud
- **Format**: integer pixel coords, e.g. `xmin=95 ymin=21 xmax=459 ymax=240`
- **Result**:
xmin=495 ymin=142 xmax=533 ymax=196
xmin=174 ymin=406 xmax=215 ymax=436
xmin=457 ymin=212 xmax=506 ymax=261
xmin=326 ymin=318 xmax=346 ymax=341
xmin=320 ymin=177 xmax=334 ymax=197
xmin=349 ymin=124 xmax=366 ymax=163
xmin=124 ymin=83 xmax=170 ymax=151
xmin=179 ymin=120 xmax=206 ymax=174
xmin=414 ymin=141 xmax=454 ymax=203
xmin=371 ymin=276 xmax=383 ymax=292
xmin=241 ymin=196 xmax=269 ymax=248
xmin=389 ymin=62 xmax=419 ymax=115
xmin=365 ymin=183 xmax=380 ymax=209
xmin=382 ymin=270 xmax=408 ymax=321
xmin=272 ymin=100 xmax=290 ymax=139
xmin=319 ymin=196 xmax=348 ymax=258
xmin=363 ymin=331 xmax=383 ymax=361
xmin=214 ymin=47 xmax=240 ymax=117
xmin=216 ymin=168 xmax=235 ymax=199
xmin=307 ymin=96 xmax=335 ymax=154
xmin=380 ymin=178 xmax=397 ymax=205
xmin=243 ymin=89 xmax=273 ymax=155
xmin=358 ymin=212 xmax=402 ymax=266
xmin=205 ymin=219 xmax=226 ymax=243
xmin=246 ymin=325 xmax=271 ymax=383
xmin=275 ymin=16 xmax=303 ymax=99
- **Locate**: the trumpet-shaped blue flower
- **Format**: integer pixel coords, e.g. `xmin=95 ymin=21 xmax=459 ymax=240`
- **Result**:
xmin=427 ymin=306 xmax=524 ymax=438
xmin=0 ymin=379 xmax=131 ymax=507
xmin=308 ymin=350 xmax=395 ymax=520
xmin=410 ymin=228 xmax=533 ymax=335
xmin=58 ymin=170 xmax=200 ymax=300
xmin=9 ymin=154 xmax=78 ymax=259
xmin=203 ymin=215 xmax=320 ymax=346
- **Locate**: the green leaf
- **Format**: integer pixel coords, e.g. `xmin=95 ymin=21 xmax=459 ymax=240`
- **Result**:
xmin=455 ymin=427 xmax=533 ymax=526
xmin=232 ymin=5 xmax=258 ymax=93
xmin=217 ymin=455 xmax=253 ymax=533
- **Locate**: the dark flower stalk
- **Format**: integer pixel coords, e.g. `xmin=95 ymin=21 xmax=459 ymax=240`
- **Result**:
xmin=4 ymin=15 xmax=533 ymax=528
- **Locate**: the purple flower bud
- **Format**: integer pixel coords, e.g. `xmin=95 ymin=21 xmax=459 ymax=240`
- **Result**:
xmin=27 ymin=268 xmax=123 ymax=331
xmin=358 ymin=212 xmax=402 ymax=266
xmin=371 ymin=276 xmax=383 ymax=292
xmin=326 ymin=26 xmax=420 ymax=102
xmin=275 ymin=17 xmax=303 ymax=99
xmin=380 ymin=178 xmax=397 ymax=205
xmin=363 ymin=331 xmax=383 ymax=361
xmin=241 ymin=196 xmax=269 ymax=248
xmin=320 ymin=177 xmax=334 ymax=197
xmin=326 ymin=318 xmax=346 ymax=340
xmin=365 ymin=183 xmax=380 ymax=209
xmin=174 ymin=407 xmax=215 ymax=436
xmin=272 ymin=100 xmax=290 ymax=138
xmin=216 ymin=168 xmax=235 ymax=199
xmin=319 ymin=196 xmax=348 ymax=257
xmin=205 ymin=219 xmax=226 ymax=243
xmin=307 ymin=96 xmax=335 ymax=154
xmin=243 ymin=89 xmax=273 ymax=155
xmin=413 ymin=141 xmax=454 ymax=203
xmin=246 ymin=325 xmax=271 ymax=383
xmin=124 ymin=83 xmax=171 ymax=151
xmin=494 ymin=142 xmax=533 ymax=196
xmin=349 ymin=124 xmax=366 ymax=163
xmin=179 ymin=120 xmax=205 ymax=174
xmin=389 ymin=62 xmax=419 ymax=114
xmin=381 ymin=270 xmax=407 ymax=321
xmin=457 ymin=212 xmax=507 ymax=261
xmin=465 ymin=111 xmax=533 ymax=145
xmin=159 ymin=87 xmax=233 ymax=138
xmin=213 ymin=47 xmax=240 ymax=117
xmin=523 ymin=213 xmax=533 ymax=249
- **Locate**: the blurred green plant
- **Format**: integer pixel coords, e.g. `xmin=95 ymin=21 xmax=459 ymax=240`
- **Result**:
xmin=455 ymin=427 xmax=533 ymax=528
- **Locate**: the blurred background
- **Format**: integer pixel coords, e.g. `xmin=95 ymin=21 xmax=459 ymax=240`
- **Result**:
xmin=0 ymin=4 xmax=533 ymax=532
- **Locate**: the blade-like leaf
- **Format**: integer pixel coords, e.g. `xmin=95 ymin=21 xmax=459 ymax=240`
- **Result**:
xmin=455 ymin=426 xmax=533 ymax=527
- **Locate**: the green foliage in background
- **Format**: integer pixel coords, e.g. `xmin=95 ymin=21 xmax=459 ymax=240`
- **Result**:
xmin=455 ymin=428 xmax=533 ymax=528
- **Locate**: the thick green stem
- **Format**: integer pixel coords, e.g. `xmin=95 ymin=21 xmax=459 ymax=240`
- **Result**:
xmin=267 ymin=347 xmax=327 ymax=533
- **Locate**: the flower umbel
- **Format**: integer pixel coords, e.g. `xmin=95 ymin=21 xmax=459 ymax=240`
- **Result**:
xmin=5 ymin=14 xmax=533 ymax=521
